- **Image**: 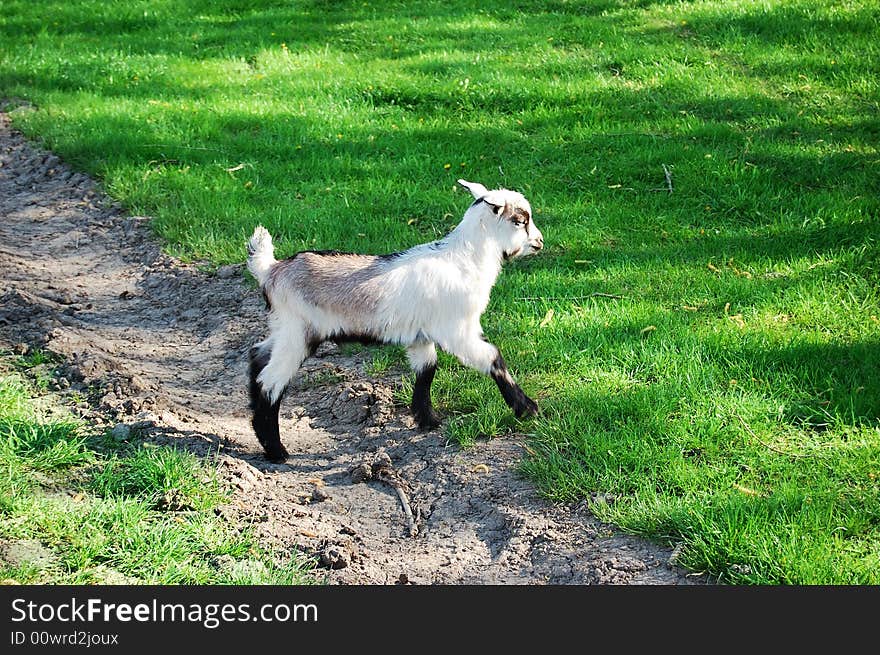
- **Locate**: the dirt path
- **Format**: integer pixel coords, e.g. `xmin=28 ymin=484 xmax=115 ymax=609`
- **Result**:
xmin=0 ymin=110 xmax=704 ymax=584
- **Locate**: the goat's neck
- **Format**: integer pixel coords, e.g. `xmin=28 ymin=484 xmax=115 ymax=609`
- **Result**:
xmin=444 ymin=218 xmax=504 ymax=283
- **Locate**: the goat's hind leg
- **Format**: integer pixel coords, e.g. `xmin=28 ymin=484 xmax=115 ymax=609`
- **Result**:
xmin=407 ymin=340 xmax=441 ymax=429
xmin=249 ymin=324 xmax=308 ymax=462
xmin=249 ymin=343 xmax=288 ymax=462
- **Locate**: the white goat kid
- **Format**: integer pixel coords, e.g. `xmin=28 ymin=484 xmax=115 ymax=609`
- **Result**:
xmin=246 ymin=179 xmax=544 ymax=462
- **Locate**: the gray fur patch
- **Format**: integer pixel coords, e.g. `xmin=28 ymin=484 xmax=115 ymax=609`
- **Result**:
xmin=267 ymin=252 xmax=387 ymax=318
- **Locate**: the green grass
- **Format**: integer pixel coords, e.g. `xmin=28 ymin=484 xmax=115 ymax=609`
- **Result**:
xmin=0 ymin=363 xmax=314 ymax=584
xmin=1 ymin=0 xmax=878 ymax=583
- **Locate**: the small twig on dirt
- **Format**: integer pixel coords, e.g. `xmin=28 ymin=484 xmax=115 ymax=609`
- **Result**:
xmin=350 ymin=451 xmax=418 ymax=537
xmin=734 ymin=411 xmax=807 ymax=459
xmin=517 ymin=292 xmax=626 ymax=301
xmin=379 ymin=472 xmax=417 ymax=537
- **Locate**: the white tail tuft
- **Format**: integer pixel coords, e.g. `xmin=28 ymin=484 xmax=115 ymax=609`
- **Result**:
xmin=247 ymin=225 xmax=276 ymax=285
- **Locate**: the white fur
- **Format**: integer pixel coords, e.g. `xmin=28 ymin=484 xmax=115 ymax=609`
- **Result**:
xmin=248 ymin=179 xmax=543 ymax=405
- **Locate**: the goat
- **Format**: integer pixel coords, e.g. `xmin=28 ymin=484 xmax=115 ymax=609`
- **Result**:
xmin=246 ymin=179 xmax=544 ymax=462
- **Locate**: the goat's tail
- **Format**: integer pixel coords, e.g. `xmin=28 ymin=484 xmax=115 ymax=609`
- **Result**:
xmin=247 ymin=225 xmax=277 ymax=286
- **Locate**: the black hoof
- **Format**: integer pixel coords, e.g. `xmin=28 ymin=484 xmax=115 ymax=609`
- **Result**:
xmin=514 ymin=396 xmax=539 ymax=419
xmin=263 ymin=444 xmax=289 ymax=463
xmin=414 ymin=408 xmax=443 ymax=430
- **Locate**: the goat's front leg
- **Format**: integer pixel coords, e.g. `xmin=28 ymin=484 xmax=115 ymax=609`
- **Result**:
xmin=407 ymin=340 xmax=442 ymax=429
xmin=447 ymin=332 xmax=539 ymax=419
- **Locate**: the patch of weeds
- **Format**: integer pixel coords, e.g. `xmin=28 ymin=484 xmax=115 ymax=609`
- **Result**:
xmin=446 ymin=409 xmax=514 ymax=448
xmin=8 ymin=348 xmax=62 ymax=391
xmin=90 ymin=445 xmax=225 ymax=511
xmin=0 ymin=418 xmax=94 ymax=471
xmin=17 ymin=348 xmax=54 ymax=368
xmin=339 ymin=343 xmax=366 ymax=356
xmin=213 ymin=552 xmax=317 ymax=585
xmin=302 ymin=369 xmax=346 ymax=387
xmin=394 ymin=375 xmax=414 ymax=407
xmin=365 ymin=351 xmax=394 ymax=377
xmin=0 ymin=560 xmax=43 ymax=584
xmin=0 ymin=374 xmax=93 ymax=471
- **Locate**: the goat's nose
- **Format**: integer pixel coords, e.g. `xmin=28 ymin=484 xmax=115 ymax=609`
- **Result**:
xmin=533 ymin=236 xmax=544 ymax=251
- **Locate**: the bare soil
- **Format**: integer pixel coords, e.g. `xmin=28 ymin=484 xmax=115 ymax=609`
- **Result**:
xmin=0 ymin=109 xmax=706 ymax=584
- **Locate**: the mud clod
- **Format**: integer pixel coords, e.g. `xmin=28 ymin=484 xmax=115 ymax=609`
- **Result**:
xmin=311 ymin=487 xmax=330 ymax=502
xmin=110 ymin=423 xmax=131 ymax=441
xmin=319 ymin=542 xmax=355 ymax=570
xmin=350 ymin=463 xmax=372 ymax=484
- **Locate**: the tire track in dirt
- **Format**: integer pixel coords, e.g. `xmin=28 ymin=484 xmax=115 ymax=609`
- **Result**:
xmin=0 ymin=109 xmax=706 ymax=584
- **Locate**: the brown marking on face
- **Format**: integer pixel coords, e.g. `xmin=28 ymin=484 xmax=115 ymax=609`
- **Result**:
xmin=509 ymin=206 xmax=531 ymax=226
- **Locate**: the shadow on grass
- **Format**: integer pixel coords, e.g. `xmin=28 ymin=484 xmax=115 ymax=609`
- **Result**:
xmin=729 ymin=339 xmax=880 ymax=429
xmin=1 ymin=0 xmax=647 ymax=55
xmin=679 ymin=2 xmax=879 ymax=47
xmin=554 ymin=314 xmax=880 ymax=431
xmin=13 ymin=84 xmax=876 ymax=256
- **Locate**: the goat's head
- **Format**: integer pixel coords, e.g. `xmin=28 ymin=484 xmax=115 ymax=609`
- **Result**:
xmin=458 ymin=179 xmax=544 ymax=260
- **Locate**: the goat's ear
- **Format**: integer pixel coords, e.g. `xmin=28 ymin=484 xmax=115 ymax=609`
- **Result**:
xmin=480 ymin=190 xmax=508 ymax=215
xmin=485 ymin=200 xmax=504 ymax=216
xmin=457 ymin=179 xmax=490 ymax=199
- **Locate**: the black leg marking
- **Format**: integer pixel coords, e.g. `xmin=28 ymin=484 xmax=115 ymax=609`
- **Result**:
xmin=411 ymin=364 xmax=442 ymax=430
xmin=306 ymin=334 xmax=322 ymax=358
xmin=490 ymin=352 xmax=539 ymax=419
xmin=248 ymin=346 xmax=289 ymax=463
